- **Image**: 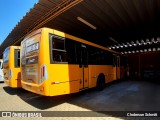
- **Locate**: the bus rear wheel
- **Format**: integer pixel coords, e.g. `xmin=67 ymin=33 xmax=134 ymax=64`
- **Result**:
xmin=96 ymin=74 xmax=105 ymax=91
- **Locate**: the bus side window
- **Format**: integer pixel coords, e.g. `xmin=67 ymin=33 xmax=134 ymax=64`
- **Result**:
xmin=65 ymin=39 xmax=77 ymax=64
xmin=76 ymin=43 xmax=82 ymax=68
xmin=50 ymin=35 xmax=67 ymax=63
xmin=14 ymin=49 xmax=20 ymax=67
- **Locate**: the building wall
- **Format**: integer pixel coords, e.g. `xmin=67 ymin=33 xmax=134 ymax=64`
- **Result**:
xmin=127 ymin=51 xmax=160 ymax=80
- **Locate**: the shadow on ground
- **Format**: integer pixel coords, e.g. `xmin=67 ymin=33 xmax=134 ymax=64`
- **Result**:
xmin=3 ymin=79 xmax=122 ymax=110
xmin=3 ymin=79 xmax=160 ymax=118
xmin=3 ymin=87 xmax=25 ymax=95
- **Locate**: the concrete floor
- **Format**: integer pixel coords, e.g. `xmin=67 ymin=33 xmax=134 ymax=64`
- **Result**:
xmin=0 ymin=80 xmax=160 ymax=119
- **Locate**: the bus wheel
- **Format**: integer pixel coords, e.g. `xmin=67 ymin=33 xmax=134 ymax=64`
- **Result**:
xmin=96 ymin=74 xmax=105 ymax=91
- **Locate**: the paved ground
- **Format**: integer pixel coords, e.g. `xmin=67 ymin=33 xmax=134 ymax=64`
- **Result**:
xmin=0 ymin=80 xmax=160 ymax=120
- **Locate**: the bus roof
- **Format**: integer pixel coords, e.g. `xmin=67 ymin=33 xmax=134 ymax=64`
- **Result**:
xmin=23 ymin=27 xmax=121 ymax=55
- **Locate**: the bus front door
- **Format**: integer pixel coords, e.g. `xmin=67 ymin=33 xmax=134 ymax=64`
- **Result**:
xmin=79 ymin=44 xmax=89 ymax=90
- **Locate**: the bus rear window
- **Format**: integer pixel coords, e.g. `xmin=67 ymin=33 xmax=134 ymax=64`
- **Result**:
xmin=25 ymin=34 xmax=40 ymax=55
xmin=21 ymin=33 xmax=41 ymax=65
xmin=3 ymin=48 xmax=10 ymax=63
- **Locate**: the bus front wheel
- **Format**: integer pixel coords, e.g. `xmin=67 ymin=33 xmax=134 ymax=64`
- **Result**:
xmin=96 ymin=74 xmax=105 ymax=91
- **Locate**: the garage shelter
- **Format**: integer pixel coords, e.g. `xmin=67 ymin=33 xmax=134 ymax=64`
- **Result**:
xmin=0 ymin=0 xmax=160 ymax=79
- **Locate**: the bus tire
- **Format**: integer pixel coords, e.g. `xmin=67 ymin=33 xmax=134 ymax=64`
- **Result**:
xmin=96 ymin=74 xmax=105 ymax=91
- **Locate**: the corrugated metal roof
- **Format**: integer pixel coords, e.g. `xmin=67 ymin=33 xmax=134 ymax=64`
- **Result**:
xmin=1 ymin=0 xmax=160 ymax=56
xmin=0 ymin=0 xmax=82 ymax=56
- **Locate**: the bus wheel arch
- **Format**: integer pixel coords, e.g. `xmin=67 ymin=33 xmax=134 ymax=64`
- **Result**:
xmin=96 ymin=73 xmax=105 ymax=91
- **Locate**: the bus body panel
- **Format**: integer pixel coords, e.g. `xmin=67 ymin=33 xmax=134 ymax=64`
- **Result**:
xmin=88 ymin=65 xmax=116 ymax=88
xmin=21 ymin=80 xmax=49 ymax=95
xmin=4 ymin=67 xmax=21 ymax=87
xmin=49 ymin=64 xmax=80 ymax=96
xmin=49 ymin=65 xmax=80 ymax=96
xmin=3 ymin=46 xmax=21 ymax=88
xmin=22 ymin=64 xmax=80 ymax=96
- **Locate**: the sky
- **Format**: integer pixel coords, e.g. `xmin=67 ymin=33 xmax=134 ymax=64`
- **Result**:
xmin=0 ymin=0 xmax=38 ymax=45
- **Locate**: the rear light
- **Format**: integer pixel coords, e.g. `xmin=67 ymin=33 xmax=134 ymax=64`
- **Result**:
xmin=40 ymin=64 xmax=48 ymax=84
xmin=9 ymin=68 xmax=13 ymax=79
xmin=42 ymin=66 xmax=45 ymax=77
xmin=51 ymin=82 xmax=59 ymax=85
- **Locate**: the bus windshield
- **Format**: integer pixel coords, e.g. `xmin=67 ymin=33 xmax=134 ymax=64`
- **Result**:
xmin=3 ymin=48 xmax=10 ymax=63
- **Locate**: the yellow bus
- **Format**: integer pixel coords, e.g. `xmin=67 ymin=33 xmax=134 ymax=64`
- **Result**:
xmin=3 ymin=46 xmax=21 ymax=88
xmin=21 ymin=27 xmax=125 ymax=96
